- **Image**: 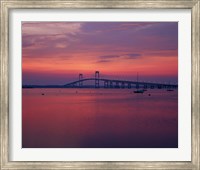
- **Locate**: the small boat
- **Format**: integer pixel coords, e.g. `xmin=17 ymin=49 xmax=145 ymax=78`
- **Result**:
xmin=134 ymin=73 xmax=144 ymax=94
xmin=134 ymin=89 xmax=144 ymax=93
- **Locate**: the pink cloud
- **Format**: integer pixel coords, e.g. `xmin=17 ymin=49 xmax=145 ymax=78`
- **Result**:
xmin=22 ymin=22 xmax=83 ymax=36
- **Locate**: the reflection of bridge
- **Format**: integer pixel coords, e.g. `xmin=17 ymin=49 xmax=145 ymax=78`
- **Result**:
xmin=64 ymin=71 xmax=178 ymax=89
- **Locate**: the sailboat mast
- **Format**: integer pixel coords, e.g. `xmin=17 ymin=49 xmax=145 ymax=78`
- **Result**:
xmin=137 ymin=72 xmax=139 ymax=89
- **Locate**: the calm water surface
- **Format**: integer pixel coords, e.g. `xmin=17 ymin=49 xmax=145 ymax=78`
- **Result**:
xmin=22 ymin=88 xmax=178 ymax=148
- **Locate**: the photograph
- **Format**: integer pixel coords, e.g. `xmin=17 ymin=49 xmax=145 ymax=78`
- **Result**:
xmin=22 ymin=22 xmax=178 ymax=148
xmin=1 ymin=0 xmax=199 ymax=168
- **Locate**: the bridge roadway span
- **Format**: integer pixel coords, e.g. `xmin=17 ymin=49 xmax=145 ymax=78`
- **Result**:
xmin=64 ymin=78 xmax=178 ymax=88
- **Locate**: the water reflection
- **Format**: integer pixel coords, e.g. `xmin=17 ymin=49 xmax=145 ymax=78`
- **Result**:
xmin=22 ymin=88 xmax=178 ymax=148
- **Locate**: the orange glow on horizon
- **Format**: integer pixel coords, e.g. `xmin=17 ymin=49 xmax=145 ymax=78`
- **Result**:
xmin=22 ymin=22 xmax=178 ymax=84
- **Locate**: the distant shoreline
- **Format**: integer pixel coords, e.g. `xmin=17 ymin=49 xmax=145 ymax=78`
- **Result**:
xmin=22 ymin=85 xmax=104 ymax=88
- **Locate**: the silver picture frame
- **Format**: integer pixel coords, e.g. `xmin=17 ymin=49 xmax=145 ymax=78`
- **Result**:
xmin=0 ymin=0 xmax=199 ymax=169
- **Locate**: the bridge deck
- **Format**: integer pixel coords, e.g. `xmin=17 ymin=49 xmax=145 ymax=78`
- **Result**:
xmin=64 ymin=78 xmax=178 ymax=87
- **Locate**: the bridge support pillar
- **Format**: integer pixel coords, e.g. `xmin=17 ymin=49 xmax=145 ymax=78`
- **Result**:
xmin=104 ymin=81 xmax=108 ymax=88
xmin=128 ymin=83 xmax=131 ymax=89
xmin=109 ymin=81 xmax=113 ymax=88
xmin=115 ymin=82 xmax=120 ymax=88
xmin=121 ymin=82 xmax=125 ymax=88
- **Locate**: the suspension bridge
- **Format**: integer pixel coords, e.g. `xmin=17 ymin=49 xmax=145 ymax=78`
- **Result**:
xmin=64 ymin=71 xmax=178 ymax=89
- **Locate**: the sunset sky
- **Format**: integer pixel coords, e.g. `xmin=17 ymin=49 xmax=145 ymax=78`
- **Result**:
xmin=22 ymin=22 xmax=178 ymax=85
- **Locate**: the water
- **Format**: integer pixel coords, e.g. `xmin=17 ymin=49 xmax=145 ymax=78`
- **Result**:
xmin=22 ymin=88 xmax=178 ymax=148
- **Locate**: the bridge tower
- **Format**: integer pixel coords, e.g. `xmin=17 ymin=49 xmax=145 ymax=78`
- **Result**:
xmin=95 ymin=71 xmax=100 ymax=88
xmin=79 ymin=73 xmax=83 ymax=87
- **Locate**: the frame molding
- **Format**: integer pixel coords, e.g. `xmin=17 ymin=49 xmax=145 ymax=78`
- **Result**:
xmin=0 ymin=0 xmax=199 ymax=169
